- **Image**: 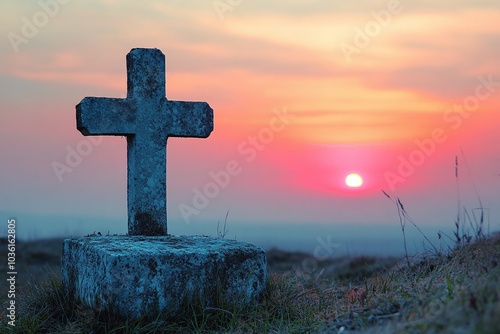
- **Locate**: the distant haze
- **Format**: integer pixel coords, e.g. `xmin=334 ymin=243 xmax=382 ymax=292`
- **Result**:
xmin=0 ymin=211 xmax=480 ymax=258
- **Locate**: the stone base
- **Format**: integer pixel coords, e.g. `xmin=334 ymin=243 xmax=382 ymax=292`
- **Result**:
xmin=61 ymin=235 xmax=267 ymax=319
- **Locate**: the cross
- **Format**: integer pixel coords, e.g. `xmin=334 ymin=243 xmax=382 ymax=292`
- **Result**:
xmin=76 ymin=48 xmax=213 ymax=236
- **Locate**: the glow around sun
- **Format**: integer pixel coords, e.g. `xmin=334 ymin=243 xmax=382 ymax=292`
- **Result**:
xmin=345 ymin=173 xmax=363 ymax=188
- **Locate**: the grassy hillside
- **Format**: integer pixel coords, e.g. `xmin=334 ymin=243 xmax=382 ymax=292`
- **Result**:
xmin=1 ymin=233 xmax=499 ymax=333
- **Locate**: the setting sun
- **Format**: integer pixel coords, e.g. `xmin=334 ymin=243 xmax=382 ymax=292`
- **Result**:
xmin=345 ymin=173 xmax=363 ymax=188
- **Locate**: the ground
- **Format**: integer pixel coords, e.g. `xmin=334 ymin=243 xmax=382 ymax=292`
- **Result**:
xmin=1 ymin=234 xmax=499 ymax=333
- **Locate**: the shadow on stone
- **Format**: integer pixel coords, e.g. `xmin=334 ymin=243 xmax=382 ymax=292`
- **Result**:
xmin=131 ymin=212 xmax=166 ymax=236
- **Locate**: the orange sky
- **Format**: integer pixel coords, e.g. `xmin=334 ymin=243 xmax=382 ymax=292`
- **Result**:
xmin=1 ymin=1 xmax=500 ymax=243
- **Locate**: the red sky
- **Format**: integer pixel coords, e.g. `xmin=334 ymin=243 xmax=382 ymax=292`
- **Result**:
xmin=1 ymin=1 xmax=500 ymax=250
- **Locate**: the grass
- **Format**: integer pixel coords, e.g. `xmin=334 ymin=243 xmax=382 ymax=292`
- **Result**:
xmin=2 ymin=158 xmax=499 ymax=333
xmin=1 ymin=231 xmax=498 ymax=333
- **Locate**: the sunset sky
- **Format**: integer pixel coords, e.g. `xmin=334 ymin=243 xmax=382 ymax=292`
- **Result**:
xmin=1 ymin=0 xmax=500 ymax=254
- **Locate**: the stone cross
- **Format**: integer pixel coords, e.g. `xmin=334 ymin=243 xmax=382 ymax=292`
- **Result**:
xmin=76 ymin=48 xmax=213 ymax=236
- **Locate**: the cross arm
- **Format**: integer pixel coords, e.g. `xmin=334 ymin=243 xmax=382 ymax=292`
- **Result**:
xmin=165 ymin=101 xmax=213 ymax=138
xmin=77 ymin=97 xmax=137 ymax=136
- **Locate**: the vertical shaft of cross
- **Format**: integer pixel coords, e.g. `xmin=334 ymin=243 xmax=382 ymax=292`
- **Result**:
xmin=126 ymin=49 xmax=168 ymax=235
xmin=127 ymin=133 xmax=167 ymax=235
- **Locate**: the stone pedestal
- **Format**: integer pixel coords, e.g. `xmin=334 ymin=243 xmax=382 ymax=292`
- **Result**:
xmin=61 ymin=236 xmax=267 ymax=319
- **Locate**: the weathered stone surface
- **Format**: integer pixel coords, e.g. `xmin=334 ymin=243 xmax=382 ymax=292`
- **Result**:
xmin=76 ymin=48 xmax=213 ymax=236
xmin=61 ymin=236 xmax=267 ymax=319
xmin=66 ymin=49 xmax=266 ymax=320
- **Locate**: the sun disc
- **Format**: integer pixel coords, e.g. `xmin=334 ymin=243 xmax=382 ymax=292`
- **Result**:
xmin=345 ymin=173 xmax=363 ymax=188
